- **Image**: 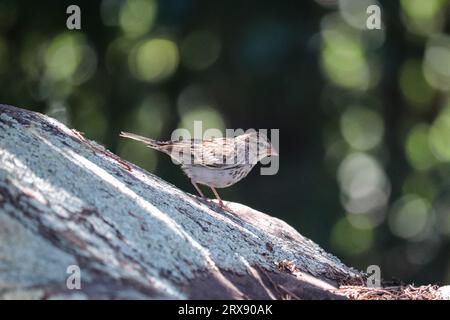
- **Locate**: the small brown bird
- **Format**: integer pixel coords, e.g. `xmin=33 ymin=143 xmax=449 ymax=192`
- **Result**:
xmin=120 ymin=131 xmax=277 ymax=208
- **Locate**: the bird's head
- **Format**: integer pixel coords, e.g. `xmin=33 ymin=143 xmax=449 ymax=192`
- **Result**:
xmin=257 ymin=132 xmax=278 ymax=159
xmin=238 ymin=131 xmax=278 ymax=163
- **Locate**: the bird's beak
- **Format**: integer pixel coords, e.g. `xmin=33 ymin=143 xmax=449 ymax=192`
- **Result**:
xmin=268 ymin=147 xmax=278 ymax=156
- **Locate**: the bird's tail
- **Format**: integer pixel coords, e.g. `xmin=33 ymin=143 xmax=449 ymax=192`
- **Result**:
xmin=120 ymin=132 xmax=164 ymax=149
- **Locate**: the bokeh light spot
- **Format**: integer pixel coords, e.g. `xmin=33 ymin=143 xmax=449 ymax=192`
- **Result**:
xmin=119 ymin=0 xmax=157 ymax=37
xmin=389 ymin=195 xmax=431 ymax=240
xmin=405 ymin=123 xmax=437 ymax=171
xmin=320 ymin=15 xmax=372 ymax=90
xmin=346 ymin=213 xmax=376 ymax=230
xmin=338 ymin=152 xmax=390 ymax=221
xmin=340 ymin=106 xmax=384 ymax=151
xmin=400 ymin=0 xmax=445 ymax=20
xmin=429 ymin=104 xmax=450 ymax=162
xmin=338 ymin=152 xmax=388 ymax=200
xmin=176 ymin=84 xmax=224 ymax=138
xmin=331 ymin=217 xmax=374 ymax=255
xmin=129 ymin=38 xmax=179 ymax=83
xmin=339 ymin=0 xmax=381 ymax=30
xmin=400 ymin=0 xmax=446 ymax=36
xmin=423 ymin=35 xmax=450 ymax=91
xmin=178 ymin=106 xmax=225 ymax=139
xmin=44 ymin=33 xmax=84 ymax=81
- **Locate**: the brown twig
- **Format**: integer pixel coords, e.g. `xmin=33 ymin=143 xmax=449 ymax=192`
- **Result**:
xmin=72 ymin=129 xmax=132 ymax=171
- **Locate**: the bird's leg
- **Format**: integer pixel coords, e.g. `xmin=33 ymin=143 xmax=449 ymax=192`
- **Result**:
xmin=191 ymin=181 xmax=207 ymax=201
xmin=210 ymin=187 xmax=224 ymax=207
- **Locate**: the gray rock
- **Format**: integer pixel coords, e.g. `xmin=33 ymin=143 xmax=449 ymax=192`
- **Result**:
xmin=0 ymin=104 xmax=361 ymax=299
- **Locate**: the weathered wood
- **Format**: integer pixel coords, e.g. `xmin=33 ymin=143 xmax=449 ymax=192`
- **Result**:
xmin=0 ymin=104 xmax=362 ymax=299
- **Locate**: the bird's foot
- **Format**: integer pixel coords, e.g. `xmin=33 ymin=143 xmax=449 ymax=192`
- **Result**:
xmin=190 ymin=194 xmax=209 ymax=205
xmin=212 ymin=199 xmax=235 ymax=214
xmin=189 ymin=194 xmax=234 ymax=213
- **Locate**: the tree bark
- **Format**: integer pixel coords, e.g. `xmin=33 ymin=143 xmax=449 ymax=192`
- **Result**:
xmin=0 ymin=104 xmax=363 ymax=299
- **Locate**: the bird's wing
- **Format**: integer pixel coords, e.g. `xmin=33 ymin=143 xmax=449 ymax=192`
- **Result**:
xmin=199 ymin=138 xmax=238 ymax=168
xmin=160 ymin=138 xmax=238 ymax=168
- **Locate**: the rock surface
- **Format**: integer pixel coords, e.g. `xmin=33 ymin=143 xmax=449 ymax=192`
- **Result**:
xmin=0 ymin=104 xmax=362 ymax=299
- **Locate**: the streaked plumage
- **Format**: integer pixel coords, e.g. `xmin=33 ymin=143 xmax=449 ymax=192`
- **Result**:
xmin=120 ymin=131 xmax=277 ymax=207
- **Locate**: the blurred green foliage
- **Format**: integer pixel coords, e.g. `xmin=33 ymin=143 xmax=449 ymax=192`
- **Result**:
xmin=1 ymin=0 xmax=450 ymax=284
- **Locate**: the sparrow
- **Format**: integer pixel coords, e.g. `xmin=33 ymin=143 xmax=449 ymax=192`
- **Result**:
xmin=119 ymin=131 xmax=277 ymax=208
